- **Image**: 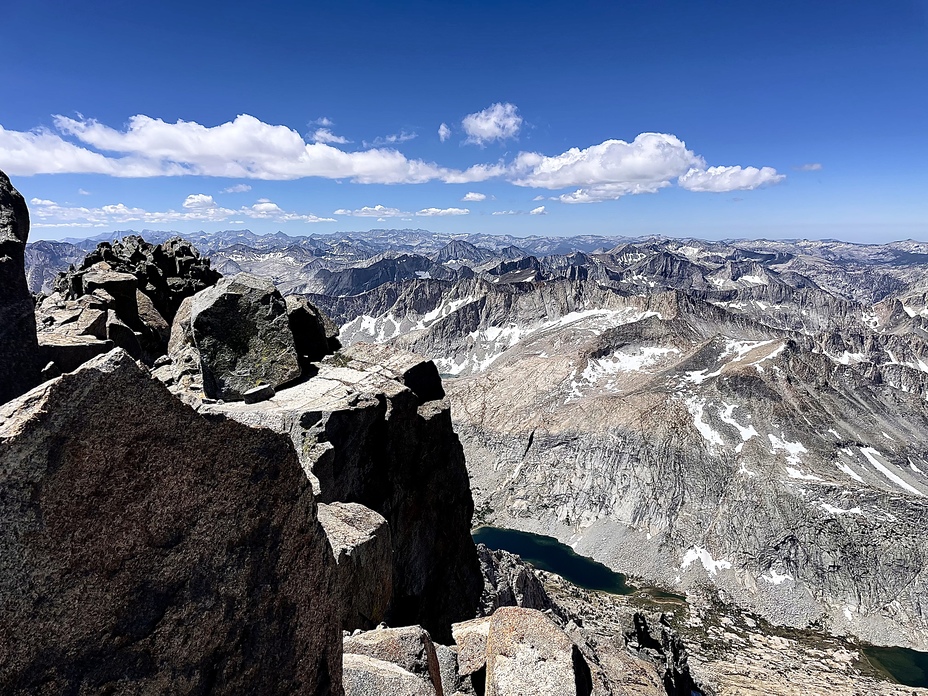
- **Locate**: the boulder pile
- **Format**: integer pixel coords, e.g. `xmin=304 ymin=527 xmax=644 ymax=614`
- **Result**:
xmin=35 ymin=235 xmax=222 ymax=367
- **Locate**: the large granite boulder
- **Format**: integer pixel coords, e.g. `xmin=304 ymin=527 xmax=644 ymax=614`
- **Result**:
xmin=318 ymin=501 xmax=393 ymax=631
xmin=343 ymin=625 xmax=444 ymax=695
xmin=343 ymin=654 xmax=436 ymax=696
xmin=451 ymin=617 xmax=492 ymax=678
xmin=342 ymin=342 xmax=445 ymax=403
xmin=186 ymin=273 xmax=302 ymax=400
xmin=0 ymin=349 xmax=342 ymax=694
xmin=0 ymin=170 xmax=41 ymax=404
xmin=197 ymin=353 xmax=483 ymax=642
xmin=484 ymin=607 xmax=590 ymax=696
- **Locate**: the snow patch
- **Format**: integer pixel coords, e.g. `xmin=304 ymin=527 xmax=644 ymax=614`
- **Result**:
xmin=681 ymin=547 xmax=732 ymax=575
xmin=860 ymin=447 xmax=924 ymax=496
xmin=685 ymin=397 xmax=724 ymax=448
xmin=820 ymin=502 xmax=863 ymax=515
xmin=719 ymin=403 xmax=758 ymax=442
xmin=761 ymin=568 xmax=792 ymax=585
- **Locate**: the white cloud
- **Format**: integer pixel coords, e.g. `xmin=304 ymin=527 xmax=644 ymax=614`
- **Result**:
xmin=1 ymin=114 xmax=783 ymax=202
xmin=311 ymin=127 xmax=350 ymax=145
xmin=333 ymin=204 xmax=406 ymax=218
xmin=461 ymin=191 xmax=486 ymax=202
xmin=334 ymin=204 xmax=469 ymax=217
xmin=29 ymin=195 xmax=335 ymax=227
xmin=462 ymin=103 xmax=522 ymax=145
xmin=78 ymin=188 xmax=91 ymax=195
xmin=532 ymin=194 xmax=545 ymax=201
xmin=415 ymin=207 xmax=469 ymax=217
xmin=30 ymin=198 xmax=57 ymax=206
xmin=795 ymin=162 xmax=823 ymax=171
xmin=364 ymin=131 xmax=417 ymax=147
xmin=222 ymin=183 xmax=252 ymax=193
xmin=182 ymin=193 xmax=217 ymax=209
xmin=311 ymin=116 xmax=334 ymax=127
xmin=0 ymin=123 xmax=168 ymax=177
xmin=438 ymin=122 xmax=451 ymax=142
xmin=6 ymin=114 xmax=457 ymax=184
xmin=491 ymin=206 xmax=546 ymax=216
xmin=677 ymin=165 xmax=785 ymax=192
xmin=510 ymin=133 xmax=702 ymax=203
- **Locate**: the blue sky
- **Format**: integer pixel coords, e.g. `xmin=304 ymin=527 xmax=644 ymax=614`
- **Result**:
xmin=2 ymin=0 xmax=926 ymax=242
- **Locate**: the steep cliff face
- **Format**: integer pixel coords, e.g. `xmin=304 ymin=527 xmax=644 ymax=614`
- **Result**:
xmin=193 ymin=344 xmax=483 ymax=643
xmin=0 ymin=171 xmax=41 ymax=404
xmin=0 ymin=350 xmax=342 ymax=694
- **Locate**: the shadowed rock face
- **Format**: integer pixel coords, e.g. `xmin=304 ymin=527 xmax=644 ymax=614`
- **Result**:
xmin=0 ymin=170 xmax=40 ymax=404
xmin=198 ymin=351 xmax=482 ymax=643
xmin=0 ymin=349 xmax=342 ymax=695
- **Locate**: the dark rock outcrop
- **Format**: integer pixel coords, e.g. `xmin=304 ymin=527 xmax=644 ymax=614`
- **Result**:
xmin=476 ymin=544 xmax=554 ymax=617
xmin=185 ymin=273 xmax=302 ymax=400
xmin=198 ymin=352 xmax=482 ymax=642
xmin=0 ymin=171 xmax=41 ymax=404
xmin=38 ymin=235 xmax=222 ymax=366
xmin=0 ymin=349 xmax=342 ymax=694
xmin=54 ymin=235 xmax=220 ymax=323
xmin=287 ymin=294 xmax=341 ymax=371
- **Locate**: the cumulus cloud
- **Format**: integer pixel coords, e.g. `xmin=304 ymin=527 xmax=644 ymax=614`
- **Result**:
xmin=1 ymin=114 xmax=459 ymax=184
xmin=333 ymin=204 xmax=406 ymax=218
xmin=0 ymin=113 xmax=784 ymax=202
xmin=462 ymin=103 xmax=522 ymax=145
xmin=530 ymin=205 xmax=546 ymax=215
xmin=311 ymin=116 xmax=335 ymax=127
xmin=415 ymin=207 xmax=469 ymax=217
xmin=182 ymin=193 xmax=217 ymax=209
xmin=222 ymin=183 xmax=252 ymax=193
xmin=334 ymin=204 xmax=469 ymax=217
xmin=29 ymin=195 xmax=335 ymax=227
xmin=461 ymin=191 xmax=486 ymax=201
xmin=364 ymin=131 xmax=417 ymax=147
xmin=677 ymin=165 xmax=785 ymax=192
xmin=311 ymin=127 xmax=350 ymax=144
xmin=795 ymin=162 xmax=823 ymax=171
xmin=511 ymin=133 xmax=702 ymax=203
xmin=438 ymin=123 xmax=451 ymax=142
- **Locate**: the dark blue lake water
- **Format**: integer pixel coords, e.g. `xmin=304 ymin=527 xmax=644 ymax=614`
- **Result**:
xmin=473 ymin=526 xmax=928 ymax=688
